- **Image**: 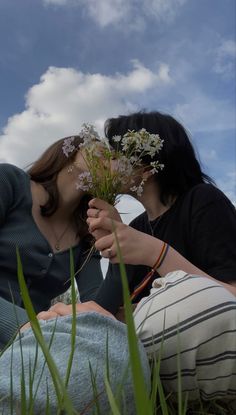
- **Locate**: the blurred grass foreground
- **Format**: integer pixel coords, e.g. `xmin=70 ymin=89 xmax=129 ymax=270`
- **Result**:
xmin=0 ymin=249 xmax=235 ymax=414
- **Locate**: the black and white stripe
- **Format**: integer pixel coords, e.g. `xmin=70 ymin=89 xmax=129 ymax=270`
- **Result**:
xmin=134 ymin=271 xmax=236 ymax=401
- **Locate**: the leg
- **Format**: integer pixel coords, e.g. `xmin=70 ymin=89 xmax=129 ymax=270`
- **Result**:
xmin=134 ymin=271 xmax=236 ymax=401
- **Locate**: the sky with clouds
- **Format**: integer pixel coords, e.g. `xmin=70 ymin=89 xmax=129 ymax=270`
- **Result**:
xmin=0 ymin=0 xmax=235 ymax=215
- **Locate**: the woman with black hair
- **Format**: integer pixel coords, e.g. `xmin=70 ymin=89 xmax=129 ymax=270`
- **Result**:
xmin=87 ymin=111 xmax=236 ymax=401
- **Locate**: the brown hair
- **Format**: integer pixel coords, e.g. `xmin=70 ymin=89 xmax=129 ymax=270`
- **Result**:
xmin=27 ymin=136 xmax=92 ymax=243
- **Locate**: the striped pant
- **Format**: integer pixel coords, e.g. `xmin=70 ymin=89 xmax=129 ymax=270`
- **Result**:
xmin=134 ymin=271 xmax=236 ymax=401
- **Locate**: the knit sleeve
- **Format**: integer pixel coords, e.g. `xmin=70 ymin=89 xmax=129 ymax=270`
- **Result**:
xmin=0 ymin=296 xmax=28 ymax=350
xmin=0 ymin=164 xmax=16 ymax=226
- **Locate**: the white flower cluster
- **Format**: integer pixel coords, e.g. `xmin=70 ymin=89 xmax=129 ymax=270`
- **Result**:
xmin=62 ymin=124 xmax=164 ymax=203
xmin=114 ymin=128 xmax=163 ymax=157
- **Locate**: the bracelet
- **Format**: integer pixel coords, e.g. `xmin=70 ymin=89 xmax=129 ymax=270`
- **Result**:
xmin=151 ymin=242 xmax=169 ymax=271
xmin=130 ymin=242 xmax=169 ymax=301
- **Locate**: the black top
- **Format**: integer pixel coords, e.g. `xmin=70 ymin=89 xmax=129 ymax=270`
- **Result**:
xmin=0 ymin=163 xmax=103 ymax=347
xmin=95 ymin=183 xmax=236 ymax=314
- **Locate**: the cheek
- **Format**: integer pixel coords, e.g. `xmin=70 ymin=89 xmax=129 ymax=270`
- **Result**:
xmin=74 ymin=154 xmax=89 ymax=172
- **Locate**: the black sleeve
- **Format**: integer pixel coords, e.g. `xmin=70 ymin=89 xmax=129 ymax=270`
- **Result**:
xmin=0 ymin=164 xmax=15 ymax=226
xmin=75 ymin=249 xmax=104 ymax=302
xmin=189 ymin=186 xmax=236 ymax=282
xmin=0 ymin=296 xmax=28 ymax=349
xmin=95 ymin=262 xmax=147 ymax=314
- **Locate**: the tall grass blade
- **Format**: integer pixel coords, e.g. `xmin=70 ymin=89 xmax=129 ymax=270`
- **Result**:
xmin=104 ymin=373 xmax=121 ymax=415
xmin=16 ymin=248 xmax=76 ymax=414
xmin=113 ymin=226 xmax=152 ymax=415
xmin=88 ymin=361 xmax=101 ymax=415
xmin=64 ymin=249 xmax=77 ymax=389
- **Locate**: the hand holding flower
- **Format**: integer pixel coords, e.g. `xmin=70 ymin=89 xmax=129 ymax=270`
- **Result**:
xmin=87 ymin=216 xmax=158 ymax=267
xmin=87 ymin=198 xmax=122 ymax=239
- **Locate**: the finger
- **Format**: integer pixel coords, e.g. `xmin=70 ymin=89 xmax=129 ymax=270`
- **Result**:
xmin=37 ymin=311 xmax=59 ymax=320
xmin=76 ymin=301 xmax=115 ymax=319
xmin=49 ymin=301 xmax=64 ymax=310
xmin=87 ymin=217 xmax=117 ymax=233
xmin=94 ymin=233 xmax=114 ymax=252
xmin=100 ymin=247 xmax=114 ymax=260
xmin=89 ymin=199 xmax=122 ymax=222
xmin=87 ymin=208 xmax=101 ymax=219
xmin=20 ymin=322 xmax=31 ymax=332
xmin=49 ymin=303 xmax=72 ymax=315
xmin=89 ymin=198 xmax=112 ymax=210
xmin=91 ymin=229 xmax=110 ymax=241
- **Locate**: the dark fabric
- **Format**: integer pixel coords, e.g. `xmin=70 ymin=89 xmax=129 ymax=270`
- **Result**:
xmin=0 ymin=297 xmax=28 ymax=350
xmin=95 ymin=183 xmax=236 ymax=314
xmin=0 ymin=163 xmax=103 ymax=346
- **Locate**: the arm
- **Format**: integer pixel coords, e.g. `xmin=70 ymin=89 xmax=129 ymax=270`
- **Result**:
xmin=187 ymin=189 xmax=236 ymax=285
xmin=0 ymin=296 xmax=28 ymax=349
xmin=94 ymin=262 xmax=146 ymax=314
xmin=88 ymin=218 xmax=236 ymax=297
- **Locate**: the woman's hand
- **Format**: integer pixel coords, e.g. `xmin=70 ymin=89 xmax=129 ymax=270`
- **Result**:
xmin=20 ymin=301 xmax=115 ymax=332
xmin=87 ymin=198 xmax=122 ymax=240
xmin=20 ymin=310 xmax=59 ymax=332
xmin=87 ymin=216 xmax=156 ymax=267
xmin=49 ymin=300 xmax=115 ymax=320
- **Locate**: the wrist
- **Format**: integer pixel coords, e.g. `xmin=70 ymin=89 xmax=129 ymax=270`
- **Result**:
xmin=143 ymin=235 xmax=163 ymax=267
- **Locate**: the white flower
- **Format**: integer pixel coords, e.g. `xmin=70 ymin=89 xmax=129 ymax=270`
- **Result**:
xmin=150 ymin=161 xmax=164 ymax=174
xmin=112 ymin=135 xmax=122 ymax=142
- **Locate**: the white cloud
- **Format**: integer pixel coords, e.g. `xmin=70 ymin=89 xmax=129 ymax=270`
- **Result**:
xmin=198 ymin=148 xmax=218 ymax=162
xmin=43 ymin=0 xmax=188 ymax=27
xmin=214 ymin=39 xmax=236 ymax=79
xmin=143 ymin=0 xmax=187 ymax=22
xmin=44 ymin=0 xmax=68 ymax=4
xmin=174 ymin=91 xmax=236 ymax=133
xmin=0 ymin=61 xmax=171 ymax=167
xmin=82 ymin=0 xmax=130 ymax=27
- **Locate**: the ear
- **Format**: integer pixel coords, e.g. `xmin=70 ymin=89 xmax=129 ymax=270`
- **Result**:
xmin=142 ymin=167 xmax=153 ymax=181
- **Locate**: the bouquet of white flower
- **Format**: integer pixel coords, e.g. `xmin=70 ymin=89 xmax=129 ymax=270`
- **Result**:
xmin=62 ymin=123 xmax=164 ymax=205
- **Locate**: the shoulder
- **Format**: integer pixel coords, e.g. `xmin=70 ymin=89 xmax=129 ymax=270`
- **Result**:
xmin=0 ymin=163 xmax=28 ymax=183
xmin=0 ymin=164 xmax=30 ymax=205
xmin=181 ymin=183 xmax=234 ymax=211
xmin=129 ymin=211 xmax=148 ymax=230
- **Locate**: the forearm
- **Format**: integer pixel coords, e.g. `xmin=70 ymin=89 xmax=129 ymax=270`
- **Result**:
xmin=145 ymin=237 xmax=236 ymax=296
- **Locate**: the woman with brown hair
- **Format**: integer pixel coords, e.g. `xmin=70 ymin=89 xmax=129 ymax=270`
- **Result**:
xmin=0 ymin=134 xmax=103 ymax=349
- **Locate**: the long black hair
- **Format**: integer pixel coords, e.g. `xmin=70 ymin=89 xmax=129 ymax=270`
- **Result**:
xmin=105 ymin=111 xmax=214 ymax=205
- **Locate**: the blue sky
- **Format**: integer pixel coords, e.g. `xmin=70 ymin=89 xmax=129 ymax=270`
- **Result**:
xmin=0 ymin=0 xmax=235 ymax=207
